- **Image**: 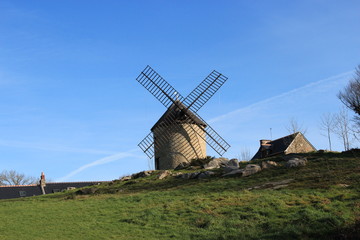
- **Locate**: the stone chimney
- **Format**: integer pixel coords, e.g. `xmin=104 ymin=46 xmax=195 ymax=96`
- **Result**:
xmin=39 ymin=172 xmax=46 ymax=195
xmin=260 ymin=140 xmax=272 ymax=158
xmin=260 ymin=140 xmax=271 ymax=146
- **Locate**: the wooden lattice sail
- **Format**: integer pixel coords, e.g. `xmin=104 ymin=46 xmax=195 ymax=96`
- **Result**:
xmin=136 ymin=65 xmax=230 ymax=170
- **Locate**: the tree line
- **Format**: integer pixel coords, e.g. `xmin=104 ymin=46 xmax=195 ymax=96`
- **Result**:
xmin=239 ymin=65 xmax=360 ymax=159
xmin=0 ymin=170 xmax=37 ymax=186
xmin=319 ymin=65 xmax=360 ymax=151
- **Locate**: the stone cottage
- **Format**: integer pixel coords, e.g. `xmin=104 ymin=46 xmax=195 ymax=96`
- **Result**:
xmin=251 ymin=132 xmax=316 ymax=160
xmin=0 ymin=172 xmax=109 ymax=200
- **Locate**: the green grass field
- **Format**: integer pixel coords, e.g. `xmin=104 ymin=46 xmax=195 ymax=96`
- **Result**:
xmin=0 ymin=152 xmax=359 ymax=239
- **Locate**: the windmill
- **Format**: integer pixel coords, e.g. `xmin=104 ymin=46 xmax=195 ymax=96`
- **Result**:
xmin=136 ymin=65 xmax=230 ymax=170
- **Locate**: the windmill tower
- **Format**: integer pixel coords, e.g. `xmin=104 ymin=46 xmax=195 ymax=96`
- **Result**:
xmin=136 ymin=66 xmax=230 ymax=170
xmin=151 ymin=100 xmax=207 ymax=169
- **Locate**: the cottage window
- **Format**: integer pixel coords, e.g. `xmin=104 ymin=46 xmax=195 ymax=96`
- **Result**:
xmin=19 ymin=191 xmax=26 ymax=197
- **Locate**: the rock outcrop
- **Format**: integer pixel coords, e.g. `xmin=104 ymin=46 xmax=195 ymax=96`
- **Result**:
xmin=261 ymin=161 xmax=278 ymax=169
xmin=120 ymin=154 xmax=309 ymax=183
xmin=176 ymin=171 xmax=215 ymax=179
xmin=157 ymin=170 xmax=171 ymax=180
xmin=227 ymin=159 xmax=239 ymax=168
xmin=119 ymin=175 xmax=132 ymax=181
xmin=242 ymin=164 xmax=262 ymax=177
xmin=174 ymin=162 xmax=190 ymax=170
xmin=197 ymin=171 xmax=216 ymax=179
xmin=132 ymin=170 xmax=155 ymax=179
xmin=222 ymin=164 xmax=262 ymax=177
xmin=203 ymin=158 xmax=229 ymax=169
xmin=285 ymin=157 xmax=307 ymax=168
xmin=222 ymin=166 xmax=239 ymax=173
xmin=247 ymin=179 xmax=294 ymax=190
xmin=222 ymin=169 xmax=244 ymax=177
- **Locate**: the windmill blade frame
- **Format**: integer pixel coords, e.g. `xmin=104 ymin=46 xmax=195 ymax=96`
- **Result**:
xmin=138 ymin=103 xmax=204 ymax=159
xmin=136 ymin=65 xmax=185 ymax=108
xmin=136 ymin=65 xmax=230 ymax=161
xmin=139 ymin=103 xmax=230 ymax=158
xmin=183 ymin=70 xmax=228 ymax=113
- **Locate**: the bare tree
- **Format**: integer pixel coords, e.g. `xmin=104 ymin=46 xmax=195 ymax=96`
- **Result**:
xmin=286 ymin=117 xmax=307 ymax=135
xmin=147 ymin=158 xmax=154 ymax=170
xmin=333 ymin=108 xmax=351 ymax=151
xmin=238 ymin=147 xmax=251 ymax=161
xmin=338 ymin=65 xmax=360 ymax=116
xmin=337 ymin=66 xmax=360 ymax=140
xmin=0 ymin=170 xmax=37 ymax=186
xmin=319 ymin=113 xmax=335 ymax=151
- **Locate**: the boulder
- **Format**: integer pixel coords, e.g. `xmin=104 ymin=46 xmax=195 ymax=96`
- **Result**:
xmin=222 ymin=166 xmax=239 ymax=173
xmin=261 ymin=161 xmax=278 ymax=169
xmin=203 ymin=160 xmax=218 ymax=169
xmin=226 ymin=159 xmax=239 ymax=168
xmin=203 ymin=158 xmax=229 ymax=169
xmin=188 ymin=166 xmax=201 ymax=170
xmin=171 ymin=172 xmax=183 ymax=177
xmin=177 ymin=172 xmax=200 ymax=179
xmin=175 ymin=162 xmax=190 ymax=170
xmin=242 ymin=164 xmax=261 ymax=177
xmin=157 ymin=170 xmax=170 ymax=180
xmin=198 ymin=171 xmax=215 ymax=179
xmin=119 ymin=175 xmax=132 ymax=181
xmin=282 ymin=154 xmax=302 ymax=161
xmin=180 ymin=173 xmax=191 ymax=179
xmin=285 ymin=158 xmax=307 ymax=168
xmin=132 ymin=170 xmax=155 ymax=179
xmin=222 ymin=169 xmax=244 ymax=177
xmin=176 ymin=171 xmax=209 ymax=179
xmin=190 ymin=172 xmax=200 ymax=179
xmin=248 ymin=179 xmax=294 ymax=190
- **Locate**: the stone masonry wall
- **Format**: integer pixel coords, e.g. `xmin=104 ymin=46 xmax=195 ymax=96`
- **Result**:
xmin=153 ymin=123 xmax=206 ymax=170
xmin=285 ymin=134 xmax=316 ymax=154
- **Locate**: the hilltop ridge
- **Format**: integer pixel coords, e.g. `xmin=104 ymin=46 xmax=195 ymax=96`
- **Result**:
xmin=0 ymin=151 xmax=359 ymax=239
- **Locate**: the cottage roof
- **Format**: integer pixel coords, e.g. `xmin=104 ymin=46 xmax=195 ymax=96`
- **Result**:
xmin=270 ymin=132 xmax=299 ymax=155
xmin=251 ymin=132 xmax=316 ymax=160
xmin=151 ymin=100 xmax=206 ymax=131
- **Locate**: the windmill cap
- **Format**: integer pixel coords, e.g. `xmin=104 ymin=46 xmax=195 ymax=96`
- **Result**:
xmin=151 ymin=100 xmax=206 ymax=131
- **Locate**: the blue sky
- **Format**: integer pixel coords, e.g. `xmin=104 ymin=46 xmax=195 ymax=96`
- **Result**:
xmin=0 ymin=1 xmax=359 ymax=181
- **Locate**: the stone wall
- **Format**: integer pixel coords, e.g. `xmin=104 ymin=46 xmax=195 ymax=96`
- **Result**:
xmin=285 ymin=133 xmax=316 ymax=154
xmin=153 ymin=123 xmax=206 ymax=170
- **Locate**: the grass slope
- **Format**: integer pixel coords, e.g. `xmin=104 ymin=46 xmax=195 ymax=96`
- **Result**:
xmin=0 ymin=152 xmax=359 ymax=240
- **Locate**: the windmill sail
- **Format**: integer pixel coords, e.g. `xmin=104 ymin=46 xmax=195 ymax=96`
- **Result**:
xmin=183 ymin=70 xmax=228 ymax=113
xmin=138 ymin=102 xmax=205 ymax=159
xmin=136 ymin=65 xmax=184 ymax=108
xmin=136 ymin=65 xmax=230 ymax=163
xmin=138 ymin=132 xmax=154 ymax=159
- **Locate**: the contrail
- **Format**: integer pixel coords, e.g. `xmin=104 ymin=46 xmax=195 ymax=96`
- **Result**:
xmin=56 ymin=148 xmax=141 ymax=181
xmin=208 ymin=71 xmax=353 ymax=124
xmin=0 ymin=139 xmax=116 ymax=155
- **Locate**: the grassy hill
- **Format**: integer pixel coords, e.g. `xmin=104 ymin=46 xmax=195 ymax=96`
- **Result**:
xmin=0 ymin=152 xmax=359 ymax=240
